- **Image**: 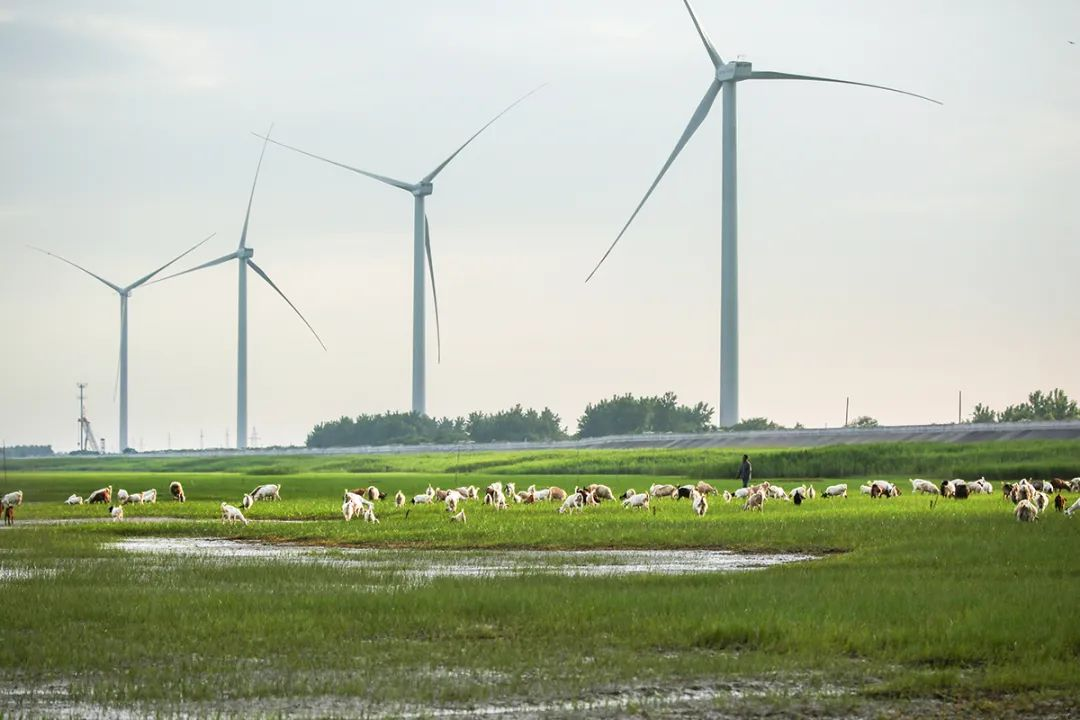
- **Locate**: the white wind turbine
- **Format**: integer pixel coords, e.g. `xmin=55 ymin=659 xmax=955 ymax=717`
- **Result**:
xmin=31 ymin=233 xmax=215 ymax=452
xmin=255 ymin=84 xmax=544 ymax=416
xmin=154 ymin=129 xmax=326 ymax=450
xmin=587 ymin=0 xmax=940 ymax=427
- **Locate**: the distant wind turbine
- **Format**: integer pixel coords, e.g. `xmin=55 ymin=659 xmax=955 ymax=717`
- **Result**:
xmin=587 ymin=0 xmax=940 ymax=427
xmin=154 ymin=128 xmax=326 ymax=450
xmin=31 ymin=233 xmax=215 ymax=452
xmin=254 ymin=84 xmax=545 ymax=416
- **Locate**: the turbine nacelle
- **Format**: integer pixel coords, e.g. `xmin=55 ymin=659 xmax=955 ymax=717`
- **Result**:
xmin=412 ymin=182 xmax=434 ymax=197
xmin=240 ymin=248 xmax=254 ymax=260
xmin=716 ymin=61 xmax=752 ymax=82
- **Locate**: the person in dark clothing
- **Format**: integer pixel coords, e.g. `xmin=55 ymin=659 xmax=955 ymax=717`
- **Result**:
xmin=737 ymin=454 xmax=752 ymax=489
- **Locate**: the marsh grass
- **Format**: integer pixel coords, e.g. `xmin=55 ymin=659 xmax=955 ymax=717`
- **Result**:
xmin=1 ymin=452 xmax=1078 ymax=716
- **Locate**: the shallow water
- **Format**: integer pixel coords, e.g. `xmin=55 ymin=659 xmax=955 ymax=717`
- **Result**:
xmin=111 ymin=537 xmax=815 ymax=579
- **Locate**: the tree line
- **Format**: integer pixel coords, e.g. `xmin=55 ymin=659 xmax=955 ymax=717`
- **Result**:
xmin=970 ymin=388 xmax=1079 ymax=423
xmin=306 ymin=392 xmax=715 ymax=447
xmin=2 ymin=445 xmax=54 ymax=458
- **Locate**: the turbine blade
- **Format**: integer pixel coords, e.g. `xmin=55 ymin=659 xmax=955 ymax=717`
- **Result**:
xmin=748 ymin=71 xmax=942 ymax=105
xmin=147 ymin=251 xmax=239 ymax=286
xmin=28 ymin=246 xmax=123 ymax=293
xmin=422 ymin=83 xmax=547 ymax=183
xmin=425 ymin=215 xmax=441 ymax=364
xmin=246 ymin=259 xmax=327 ymax=351
xmin=586 ymin=79 xmax=722 ymax=282
xmin=252 ymin=133 xmax=415 ymax=192
xmin=240 ymin=124 xmax=274 ymax=250
xmin=681 ymin=0 xmax=723 ymax=67
xmin=126 ymin=232 xmax=217 ymax=291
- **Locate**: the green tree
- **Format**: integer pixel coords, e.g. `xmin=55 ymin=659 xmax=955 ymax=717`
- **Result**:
xmin=729 ymin=417 xmax=783 ymax=431
xmin=970 ymin=404 xmax=997 ymax=423
xmin=576 ymin=392 xmax=714 ymax=438
xmin=466 ymin=405 xmax=568 ymax=443
xmin=848 ymin=415 xmax=879 ymax=428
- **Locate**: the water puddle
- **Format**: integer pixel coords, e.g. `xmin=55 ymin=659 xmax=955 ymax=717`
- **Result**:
xmin=111 ymin=537 xmax=815 ymax=579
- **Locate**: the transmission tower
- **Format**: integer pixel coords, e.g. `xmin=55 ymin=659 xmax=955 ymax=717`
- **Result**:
xmin=76 ymin=383 xmax=101 ymax=453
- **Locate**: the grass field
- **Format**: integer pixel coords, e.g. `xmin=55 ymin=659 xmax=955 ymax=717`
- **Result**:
xmin=1 ymin=447 xmax=1078 ymax=718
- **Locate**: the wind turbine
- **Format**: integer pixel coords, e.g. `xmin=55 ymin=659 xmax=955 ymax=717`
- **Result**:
xmin=254 ymin=84 xmax=544 ymax=416
xmin=153 ymin=129 xmax=327 ymax=450
xmin=31 ymin=233 xmax=215 ymax=452
xmin=587 ymin=0 xmax=940 ymax=427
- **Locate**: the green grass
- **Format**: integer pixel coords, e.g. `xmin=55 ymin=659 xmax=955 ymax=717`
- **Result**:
xmin=11 ymin=437 xmax=1080 ymax=480
xmin=1 ymin=452 xmax=1078 ymax=717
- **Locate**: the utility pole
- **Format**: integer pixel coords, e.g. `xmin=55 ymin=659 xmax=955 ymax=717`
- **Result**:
xmin=958 ymin=390 xmax=962 ymax=424
xmin=844 ymin=397 xmax=850 ymax=427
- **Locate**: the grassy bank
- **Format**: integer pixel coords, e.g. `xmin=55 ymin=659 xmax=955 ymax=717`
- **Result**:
xmin=9 ymin=438 xmax=1080 ymax=481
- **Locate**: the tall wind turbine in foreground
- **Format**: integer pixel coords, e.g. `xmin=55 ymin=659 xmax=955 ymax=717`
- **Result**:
xmin=155 ymin=129 xmax=326 ymax=450
xmin=32 ymin=233 xmax=215 ymax=451
xmin=256 ymin=84 xmax=544 ymax=416
xmin=587 ymin=0 xmax=940 ymax=427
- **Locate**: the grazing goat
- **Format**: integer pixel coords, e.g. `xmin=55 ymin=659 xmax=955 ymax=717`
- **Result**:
xmin=733 ymin=487 xmax=751 ymax=499
xmin=87 ymin=486 xmax=112 ymax=504
xmin=445 ymin=490 xmax=463 ymax=513
xmin=142 ymin=488 xmax=157 ymax=503
xmin=619 ymin=488 xmax=638 ymax=501
xmin=395 ymin=490 xmax=406 ymax=507
xmin=860 ymin=484 xmax=872 ymax=496
xmin=743 ymin=491 xmax=765 ymax=512
xmin=220 ymin=502 xmax=249 ymax=525
xmin=823 ymin=484 xmax=848 ymax=499
xmin=411 ymin=493 xmax=433 ymax=505
xmin=559 ymin=491 xmax=586 ymax=514
xmin=117 ymin=489 xmax=130 ymax=504
xmin=243 ymin=484 xmax=281 ymax=508
xmin=869 ymin=481 xmax=899 ymax=498
xmin=109 ymin=505 xmax=124 ymax=522
xmin=1050 ymin=478 xmax=1072 ymax=491
xmin=695 ymin=481 xmax=718 ymax=496
xmin=1034 ymin=492 xmax=1050 ymax=513
xmin=649 ymin=484 xmax=677 ymax=498
xmin=968 ymin=478 xmax=993 ymax=494
xmin=675 ymin=484 xmax=697 ymax=500
xmin=1071 ymin=478 xmax=1080 ymax=493
xmin=342 ymin=491 xmax=370 ymax=521
xmin=586 ymin=484 xmax=615 ymax=502
xmin=548 ymin=487 xmax=567 ymax=502
xmin=1015 ymin=499 xmax=1039 ymax=523
xmin=1065 ymin=497 xmax=1080 ymax=517
xmin=622 ymin=492 xmax=650 ymax=509
xmin=64 ymin=494 xmax=84 ymax=505
xmin=790 ymin=486 xmax=807 ymax=504
xmin=1037 ymin=480 xmax=1054 ymax=494
xmin=1054 ymin=494 xmax=1067 ymax=513
xmin=2 ymin=491 xmax=23 ymax=525
xmin=910 ymin=478 xmax=939 ymax=495
xmin=806 ymin=485 xmax=817 ymax=500
xmin=692 ymin=490 xmax=708 ymax=517
xmin=170 ymin=481 xmax=185 ymax=502
xmin=449 ymin=509 xmax=467 ymax=523
xmin=766 ymin=485 xmax=789 ymax=500
xmin=722 ymin=490 xmax=734 ymax=503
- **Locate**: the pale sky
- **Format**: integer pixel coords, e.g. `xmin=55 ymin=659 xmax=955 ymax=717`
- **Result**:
xmin=1 ymin=1 xmax=1078 ymax=451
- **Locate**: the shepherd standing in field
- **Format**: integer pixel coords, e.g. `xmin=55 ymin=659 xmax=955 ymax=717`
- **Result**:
xmin=737 ymin=454 xmax=752 ymax=489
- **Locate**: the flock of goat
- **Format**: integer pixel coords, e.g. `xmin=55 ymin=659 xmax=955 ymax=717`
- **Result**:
xmin=2 ymin=475 xmax=1079 ymax=527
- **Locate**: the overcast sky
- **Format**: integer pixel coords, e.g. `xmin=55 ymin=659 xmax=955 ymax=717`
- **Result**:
xmin=1 ymin=1 xmax=1078 ymax=451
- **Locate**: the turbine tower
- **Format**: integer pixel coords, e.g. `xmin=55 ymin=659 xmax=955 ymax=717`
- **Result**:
xmin=255 ymin=85 xmax=544 ymax=416
xmin=154 ymin=129 xmax=326 ymax=450
xmin=587 ymin=0 xmax=940 ymax=427
xmin=32 ymin=233 xmax=215 ymax=451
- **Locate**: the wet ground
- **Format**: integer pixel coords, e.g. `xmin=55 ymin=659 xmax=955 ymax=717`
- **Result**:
xmin=109 ymin=536 xmax=817 ymax=579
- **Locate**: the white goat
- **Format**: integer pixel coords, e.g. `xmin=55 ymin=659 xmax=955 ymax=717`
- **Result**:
xmin=142 ymin=488 xmax=157 ymax=503
xmin=1015 ymin=499 xmax=1039 ymax=523
xmin=968 ymin=478 xmax=993 ymax=494
xmin=622 ymin=492 xmax=650 ymax=509
xmin=445 ymin=490 xmax=463 ymax=513
xmin=692 ymin=490 xmax=708 ymax=517
xmin=558 ymin=492 xmax=585 ymax=514
xmin=243 ymin=484 xmax=281 ymax=508
xmin=449 ymin=509 xmax=467 ymax=523
xmin=1065 ymin=497 xmax=1080 ymax=517
xmin=116 ymin=489 xmax=130 ymax=504
xmin=109 ymin=505 xmax=124 ymax=521
xmin=64 ymin=494 xmax=84 ymax=505
xmin=411 ymin=493 xmax=433 ymax=505
xmin=859 ymin=484 xmax=872 ymax=495
xmin=910 ymin=478 xmax=940 ymax=495
xmin=823 ymin=484 xmax=848 ymax=499
xmin=1034 ymin=491 xmax=1050 ymax=513
xmin=221 ymin=502 xmax=249 ymax=525
xmin=395 ymin=490 xmax=406 ymax=508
